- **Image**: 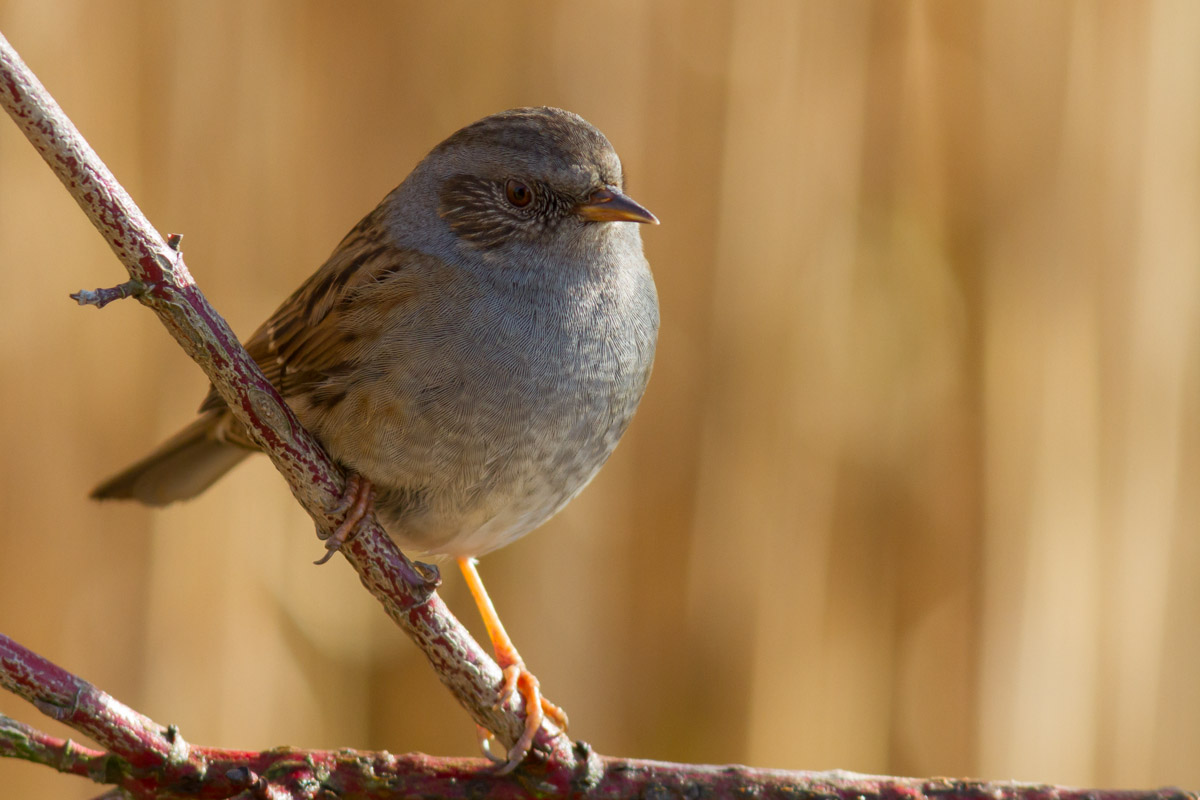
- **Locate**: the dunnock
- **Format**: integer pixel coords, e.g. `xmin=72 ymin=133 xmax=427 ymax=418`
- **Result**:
xmin=92 ymin=106 xmax=660 ymax=770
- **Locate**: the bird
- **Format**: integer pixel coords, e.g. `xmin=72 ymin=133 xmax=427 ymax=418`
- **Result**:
xmin=91 ymin=106 xmax=660 ymax=772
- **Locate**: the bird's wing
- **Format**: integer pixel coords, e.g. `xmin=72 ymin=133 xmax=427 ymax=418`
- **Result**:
xmin=199 ymin=208 xmax=429 ymax=412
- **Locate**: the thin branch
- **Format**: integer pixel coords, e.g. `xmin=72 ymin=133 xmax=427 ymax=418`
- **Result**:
xmin=0 ymin=713 xmax=109 ymax=781
xmin=6 ymin=634 xmax=1194 ymax=800
xmin=0 ymin=26 xmax=565 ymax=768
xmin=0 ymin=633 xmax=194 ymax=777
xmin=70 ymin=279 xmax=145 ymax=308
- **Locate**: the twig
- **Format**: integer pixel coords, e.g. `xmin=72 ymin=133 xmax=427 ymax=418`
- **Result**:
xmin=0 ymin=714 xmax=108 ymax=780
xmin=0 ymin=634 xmax=192 ymax=775
xmin=0 ymin=26 xmax=564 ymax=768
xmin=70 ymin=279 xmax=145 ymax=308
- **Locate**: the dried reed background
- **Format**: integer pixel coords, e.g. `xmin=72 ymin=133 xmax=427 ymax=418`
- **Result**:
xmin=1 ymin=2 xmax=1197 ymax=797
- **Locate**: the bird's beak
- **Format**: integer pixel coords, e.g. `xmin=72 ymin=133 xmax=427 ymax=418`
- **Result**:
xmin=576 ymin=187 xmax=660 ymax=225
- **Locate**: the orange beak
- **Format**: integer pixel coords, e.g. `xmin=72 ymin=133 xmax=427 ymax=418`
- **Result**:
xmin=575 ymin=187 xmax=659 ymax=225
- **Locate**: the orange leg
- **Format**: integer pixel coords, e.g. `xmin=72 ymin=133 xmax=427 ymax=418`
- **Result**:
xmin=314 ymin=473 xmax=375 ymax=565
xmin=457 ymin=557 xmax=568 ymax=773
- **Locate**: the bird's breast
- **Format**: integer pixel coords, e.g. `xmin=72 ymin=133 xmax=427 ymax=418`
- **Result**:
xmin=302 ymin=259 xmax=658 ymax=557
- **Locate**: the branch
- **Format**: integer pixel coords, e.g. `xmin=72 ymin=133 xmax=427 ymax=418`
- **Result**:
xmin=4 ymin=636 xmax=1190 ymax=800
xmin=0 ymin=27 xmax=564 ymax=767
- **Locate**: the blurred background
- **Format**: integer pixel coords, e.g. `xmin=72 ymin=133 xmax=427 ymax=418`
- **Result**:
xmin=2 ymin=1 xmax=1198 ymax=796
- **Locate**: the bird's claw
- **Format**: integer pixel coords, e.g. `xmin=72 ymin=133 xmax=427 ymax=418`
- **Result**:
xmin=475 ymin=725 xmax=508 ymax=765
xmin=479 ymin=661 xmax=568 ymax=774
xmin=314 ymin=473 xmax=374 ymax=565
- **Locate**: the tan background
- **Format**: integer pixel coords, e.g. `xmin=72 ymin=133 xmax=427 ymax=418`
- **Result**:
xmin=2 ymin=2 xmax=1198 ymax=797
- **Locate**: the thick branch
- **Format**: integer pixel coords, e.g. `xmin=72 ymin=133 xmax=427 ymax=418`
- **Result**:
xmin=0 ymin=28 xmax=562 ymax=765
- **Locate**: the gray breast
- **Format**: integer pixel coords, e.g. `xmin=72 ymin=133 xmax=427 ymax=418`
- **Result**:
xmin=338 ymin=249 xmax=658 ymax=558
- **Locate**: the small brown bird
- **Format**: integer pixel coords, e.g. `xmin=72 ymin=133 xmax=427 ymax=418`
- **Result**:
xmin=92 ymin=107 xmax=660 ymax=771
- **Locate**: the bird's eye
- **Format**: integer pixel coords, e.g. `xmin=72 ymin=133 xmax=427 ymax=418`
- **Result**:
xmin=505 ymin=179 xmax=533 ymax=208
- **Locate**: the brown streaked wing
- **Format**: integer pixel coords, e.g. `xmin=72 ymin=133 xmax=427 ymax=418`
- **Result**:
xmin=198 ymin=215 xmax=414 ymax=412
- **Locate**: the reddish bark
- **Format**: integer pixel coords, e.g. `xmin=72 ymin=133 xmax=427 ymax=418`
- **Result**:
xmin=4 ymin=635 xmax=1191 ymax=800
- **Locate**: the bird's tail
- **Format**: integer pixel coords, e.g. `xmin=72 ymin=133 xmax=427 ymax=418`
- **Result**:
xmin=91 ymin=413 xmax=251 ymax=506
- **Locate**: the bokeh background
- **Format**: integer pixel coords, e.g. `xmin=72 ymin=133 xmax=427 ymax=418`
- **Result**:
xmin=2 ymin=2 xmax=1198 ymax=796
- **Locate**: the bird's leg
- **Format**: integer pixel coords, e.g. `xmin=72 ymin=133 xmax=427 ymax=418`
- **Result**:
xmin=457 ymin=557 xmax=568 ymax=773
xmin=314 ymin=472 xmax=375 ymax=565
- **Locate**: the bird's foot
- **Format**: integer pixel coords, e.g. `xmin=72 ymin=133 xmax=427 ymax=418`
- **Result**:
xmin=411 ymin=560 xmax=442 ymax=591
xmin=314 ymin=473 xmax=375 ymax=565
xmin=483 ymin=657 xmax=568 ymax=774
xmin=456 ymin=557 xmax=568 ymax=772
